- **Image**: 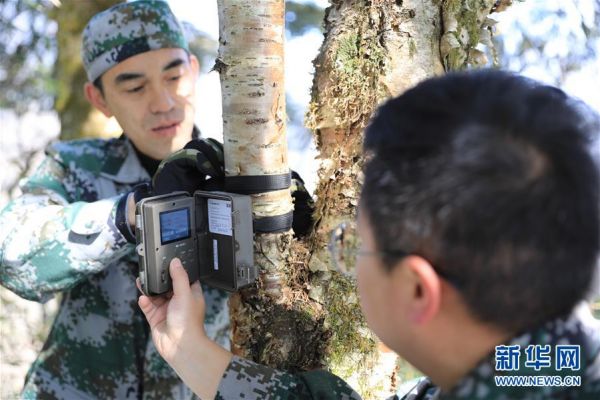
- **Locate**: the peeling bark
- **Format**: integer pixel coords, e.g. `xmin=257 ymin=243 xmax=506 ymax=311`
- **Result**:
xmin=304 ymin=2 xmax=449 ymax=396
xmin=303 ymin=0 xmax=497 ymax=398
xmin=219 ymin=0 xmax=500 ymax=398
xmin=307 ymin=1 xmax=447 ymax=279
xmin=440 ymin=0 xmax=497 ymax=69
xmin=217 ymin=0 xmax=304 ymax=366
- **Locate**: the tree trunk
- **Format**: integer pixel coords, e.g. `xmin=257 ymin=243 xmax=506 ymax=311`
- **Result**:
xmin=216 ymin=0 xmax=304 ymax=365
xmin=304 ymin=0 xmax=497 ymax=397
xmin=220 ymin=0 xmax=497 ymax=398
xmin=304 ymin=2 xmax=446 ymax=396
xmin=49 ymin=0 xmax=121 ymax=140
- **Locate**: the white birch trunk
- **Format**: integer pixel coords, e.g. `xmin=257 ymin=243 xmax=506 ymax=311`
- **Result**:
xmin=216 ymin=0 xmax=299 ymax=361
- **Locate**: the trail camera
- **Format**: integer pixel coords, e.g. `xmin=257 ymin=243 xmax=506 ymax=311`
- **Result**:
xmin=136 ymin=191 xmax=255 ymax=296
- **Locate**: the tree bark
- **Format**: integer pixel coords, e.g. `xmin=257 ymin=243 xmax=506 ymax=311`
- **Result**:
xmin=216 ymin=0 xmax=304 ymax=366
xmin=220 ymin=0 xmax=497 ymax=398
xmin=305 ymin=2 xmax=447 ymax=396
xmin=49 ymin=0 xmax=121 ymax=140
xmin=304 ymin=0 xmax=496 ymax=397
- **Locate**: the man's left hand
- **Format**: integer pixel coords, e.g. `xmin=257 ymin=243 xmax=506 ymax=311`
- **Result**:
xmin=152 ymin=138 xmax=224 ymax=196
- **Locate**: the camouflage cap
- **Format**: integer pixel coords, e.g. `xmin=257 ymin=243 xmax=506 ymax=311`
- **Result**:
xmin=82 ymin=0 xmax=189 ymax=82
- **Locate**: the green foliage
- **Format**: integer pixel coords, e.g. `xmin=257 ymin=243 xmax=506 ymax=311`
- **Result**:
xmin=0 ymin=0 xmax=56 ymax=114
xmin=285 ymin=1 xmax=324 ymax=36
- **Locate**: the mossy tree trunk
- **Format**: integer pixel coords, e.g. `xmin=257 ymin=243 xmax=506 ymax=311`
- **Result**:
xmin=220 ymin=0 xmax=498 ymax=398
xmin=305 ymin=0 xmax=497 ymax=397
xmin=216 ymin=0 xmax=305 ymax=367
xmin=49 ymin=0 xmax=121 ymax=140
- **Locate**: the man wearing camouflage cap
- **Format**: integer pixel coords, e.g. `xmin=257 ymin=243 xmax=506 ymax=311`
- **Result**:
xmin=0 ymin=1 xmax=229 ymax=398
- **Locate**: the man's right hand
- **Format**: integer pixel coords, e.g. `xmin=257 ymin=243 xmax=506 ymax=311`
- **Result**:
xmin=152 ymin=138 xmax=224 ymax=196
xmin=138 ymin=258 xmax=207 ymax=362
xmin=138 ymin=258 xmax=232 ymax=399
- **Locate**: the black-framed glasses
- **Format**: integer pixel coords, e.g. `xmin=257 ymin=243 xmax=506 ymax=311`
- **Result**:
xmin=327 ymin=221 xmax=461 ymax=287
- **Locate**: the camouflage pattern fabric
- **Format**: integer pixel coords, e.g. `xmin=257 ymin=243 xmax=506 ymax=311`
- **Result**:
xmin=0 ymin=136 xmax=229 ymax=399
xmin=216 ymin=304 xmax=600 ymax=400
xmin=216 ymin=356 xmax=362 ymax=400
xmin=81 ymin=0 xmax=188 ymax=82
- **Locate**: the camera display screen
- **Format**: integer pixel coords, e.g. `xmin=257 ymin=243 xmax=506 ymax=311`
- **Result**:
xmin=159 ymin=208 xmax=191 ymax=244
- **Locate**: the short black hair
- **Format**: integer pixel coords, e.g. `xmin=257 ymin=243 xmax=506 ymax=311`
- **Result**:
xmin=361 ymin=70 xmax=600 ymax=333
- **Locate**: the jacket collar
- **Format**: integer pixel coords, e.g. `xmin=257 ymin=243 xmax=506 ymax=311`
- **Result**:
xmin=99 ymin=126 xmax=201 ymax=184
xmin=100 ymin=136 xmax=150 ymax=184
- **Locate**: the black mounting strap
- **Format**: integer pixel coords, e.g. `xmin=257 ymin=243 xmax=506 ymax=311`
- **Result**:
xmin=224 ymin=172 xmax=293 ymax=233
xmin=225 ymin=172 xmax=291 ymax=194
xmin=253 ymin=211 xmax=294 ymax=233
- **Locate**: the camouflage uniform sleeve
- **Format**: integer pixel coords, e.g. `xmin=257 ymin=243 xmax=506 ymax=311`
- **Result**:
xmin=0 ymin=154 xmax=131 ymax=303
xmin=216 ymin=356 xmax=362 ymax=400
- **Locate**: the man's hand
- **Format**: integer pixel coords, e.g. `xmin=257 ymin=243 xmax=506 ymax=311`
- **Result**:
xmin=138 ymin=258 xmax=232 ymax=399
xmin=291 ymin=171 xmax=315 ymax=237
xmin=152 ymin=139 xmax=224 ymax=196
xmin=138 ymin=258 xmax=206 ymax=362
xmin=127 ymin=192 xmax=136 ymax=228
xmin=151 ymin=138 xmax=315 ymax=237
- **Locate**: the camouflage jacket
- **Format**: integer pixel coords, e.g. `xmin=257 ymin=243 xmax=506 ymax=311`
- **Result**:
xmin=216 ymin=304 xmax=600 ymax=400
xmin=0 ymin=136 xmax=229 ymax=399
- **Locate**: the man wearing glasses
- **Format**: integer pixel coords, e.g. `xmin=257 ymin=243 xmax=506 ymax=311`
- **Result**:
xmin=138 ymin=70 xmax=600 ymax=399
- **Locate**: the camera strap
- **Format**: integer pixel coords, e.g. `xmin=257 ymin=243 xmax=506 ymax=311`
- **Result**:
xmin=224 ymin=172 xmax=291 ymax=194
xmin=225 ymin=172 xmax=294 ymax=233
xmin=253 ymin=211 xmax=294 ymax=233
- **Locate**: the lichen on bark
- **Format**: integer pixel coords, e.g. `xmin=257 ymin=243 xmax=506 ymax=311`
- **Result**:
xmin=304 ymin=1 xmax=447 ymax=396
xmin=302 ymin=0 xmax=503 ymax=397
xmin=440 ymin=0 xmax=497 ymax=70
xmin=322 ymin=273 xmax=379 ymax=396
xmin=219 ymin=0 xmax=325 ymax=373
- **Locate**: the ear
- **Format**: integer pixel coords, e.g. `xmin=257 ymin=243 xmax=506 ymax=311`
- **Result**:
xmin=189 ymin=54 xmax=200 ymax=76
xmin=84 ymin=81 xmax=113 ymax=117
xmin=393 ymin=255 xmax=442 ymax=325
